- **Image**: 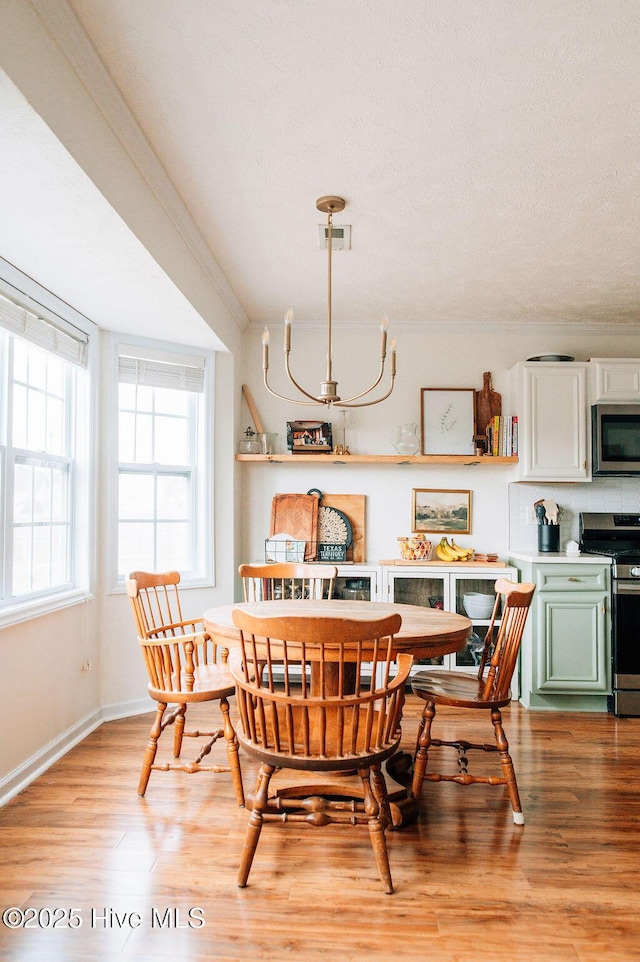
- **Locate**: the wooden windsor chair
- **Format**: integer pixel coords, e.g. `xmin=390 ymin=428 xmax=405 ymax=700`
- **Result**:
xmin=126 ymin=570 xmax=244 ymax=805
xmin=230 ymin=609 xmax=411 ymax=894
xmin=239 ymin=562 xmax=338 ymax=602
xmin=410 ymin=578 xmax=536 ymax=824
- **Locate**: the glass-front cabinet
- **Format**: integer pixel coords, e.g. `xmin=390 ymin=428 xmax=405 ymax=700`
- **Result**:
xmin=381 ymin=564 xmax=517 ymax=672
xmin=334 ymin=565 xmax=379 ymax=601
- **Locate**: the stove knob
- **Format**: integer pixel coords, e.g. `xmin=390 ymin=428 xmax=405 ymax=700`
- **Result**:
xmin=631 ymin=567 xmax=640 ymax=578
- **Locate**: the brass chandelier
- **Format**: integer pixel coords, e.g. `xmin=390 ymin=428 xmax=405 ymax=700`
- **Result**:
xmin=262 ymin=195 xmax=396 ymax=407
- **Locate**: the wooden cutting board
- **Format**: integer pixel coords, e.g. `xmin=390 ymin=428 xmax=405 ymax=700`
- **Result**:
xmin=270 ymin=494 xmax=319 ymax=560
xmin=319 ymin=494 xmax=366 ymax=563
xmin=475 ymin=371 xmax=502 ymax=438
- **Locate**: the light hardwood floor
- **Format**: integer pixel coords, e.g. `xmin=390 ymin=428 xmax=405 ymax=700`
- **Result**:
xmin=1 ymin=696 xmax=639 ymax=962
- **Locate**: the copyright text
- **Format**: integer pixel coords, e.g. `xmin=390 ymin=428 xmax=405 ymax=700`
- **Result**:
xmin=2 ymin=906 xmax=205 ymax=929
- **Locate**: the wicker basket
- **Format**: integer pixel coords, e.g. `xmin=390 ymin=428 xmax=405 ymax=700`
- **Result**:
xmin=397 ymin=537 xmax=432 ymax=561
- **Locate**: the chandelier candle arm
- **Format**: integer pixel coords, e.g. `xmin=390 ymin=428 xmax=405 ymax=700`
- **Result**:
xmin=338 ymin=373 xmax=396 ymax=408
xmin=263 ymin=310 xmax=329 ymax=405
xmin=281 ymin=308 xmax=327 ymax=401
xmin=261 ymin=194 xmax=397 ymax=407
xmin=332 ymin=334 xmax=396 ymax=407
xmin=284 ymin=308 xmax=292 ymax=351
xmin=284 ymin=350 xmax=329 ymax=402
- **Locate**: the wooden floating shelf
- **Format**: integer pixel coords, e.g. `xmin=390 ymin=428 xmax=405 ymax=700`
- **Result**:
xmin=235 ymin=454 xmax=518 ymax=465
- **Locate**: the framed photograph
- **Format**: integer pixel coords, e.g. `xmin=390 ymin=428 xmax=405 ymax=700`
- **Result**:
xmin=286 ymin=420 xmax=333 ymax=453
xmin=420 ymin=388 xmax=476 ymax=455
xmin=412 ymin=488 xmax=472 ymax=535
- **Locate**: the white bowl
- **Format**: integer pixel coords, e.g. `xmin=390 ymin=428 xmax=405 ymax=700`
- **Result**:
xmin=463 ymin=592 xmax=495 ymax=619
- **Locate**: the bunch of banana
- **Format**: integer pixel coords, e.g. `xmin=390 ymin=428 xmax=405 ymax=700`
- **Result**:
xmin=434 ymin=537 xmax=474 ymax=562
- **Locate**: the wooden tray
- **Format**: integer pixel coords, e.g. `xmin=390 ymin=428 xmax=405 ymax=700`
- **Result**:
xmin=270 ymin=494 xmax=318 ymax=561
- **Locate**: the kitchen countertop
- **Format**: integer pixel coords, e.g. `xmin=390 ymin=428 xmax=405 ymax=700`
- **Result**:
xmin=508 ymin=551 xmax=612 ymax=564
xmin=378 ymin=559 xmax=513 ymax=567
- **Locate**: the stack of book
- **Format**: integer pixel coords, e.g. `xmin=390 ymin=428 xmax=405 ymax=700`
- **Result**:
xmin=485 ymin=414 xmax=518 ymax=457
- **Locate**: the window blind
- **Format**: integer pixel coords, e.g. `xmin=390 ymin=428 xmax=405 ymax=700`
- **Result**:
xmin=118 ymin=345 xmax=205 ymax=393
xmin=0 ymin=291 xmax=88 ymax=367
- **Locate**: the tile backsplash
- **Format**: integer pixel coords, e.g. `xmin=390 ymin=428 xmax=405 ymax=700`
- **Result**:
xmin=509 ymin=479 xmax=640 ymax=552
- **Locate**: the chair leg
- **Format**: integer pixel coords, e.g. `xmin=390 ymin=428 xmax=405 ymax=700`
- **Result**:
xmin=411 ymin=699 xmax=436 ymax=799
xmin=370 ymin=764 xmax=392 ymax=831
xmin=360 ymin=767 xmax=393 ymax=895
xmin=220 ymin=695 xmax=245 ymax=807
xmin=138 ymin=703 xmax=166 ymax=797
xmin=238 ymin=764 xmax=275 ymax=888
xmin=172 ymin=704 xmax=187 ymax=757
xmin=491 ymin=708 xmax=524 ymax=825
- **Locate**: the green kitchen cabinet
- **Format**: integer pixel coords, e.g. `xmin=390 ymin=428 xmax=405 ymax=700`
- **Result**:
xmin=511 ymin=560 xmax=611 ymax=711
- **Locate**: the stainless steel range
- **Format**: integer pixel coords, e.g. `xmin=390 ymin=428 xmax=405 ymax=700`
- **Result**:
xmin=580 ymin=512 xmax=640 ymax=716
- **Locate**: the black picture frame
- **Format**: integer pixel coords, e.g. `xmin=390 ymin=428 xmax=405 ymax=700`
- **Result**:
xmin=287 ymin=421 xmax=333 ymax=453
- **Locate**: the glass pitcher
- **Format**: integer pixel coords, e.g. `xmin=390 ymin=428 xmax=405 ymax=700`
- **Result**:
xmin=390 ymin=423 xmax=420 ymax=456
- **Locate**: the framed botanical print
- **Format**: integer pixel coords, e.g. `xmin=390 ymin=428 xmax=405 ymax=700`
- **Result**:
xmin=420 ymin=388 xmax=476 ymax=456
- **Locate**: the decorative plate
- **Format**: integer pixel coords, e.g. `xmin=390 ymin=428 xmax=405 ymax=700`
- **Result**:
xmin=317 ymin=505 xmax=353 ymax=547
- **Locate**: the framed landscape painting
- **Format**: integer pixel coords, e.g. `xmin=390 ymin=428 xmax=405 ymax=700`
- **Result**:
xmin=412 ymin=488 xmax=472 ymax=535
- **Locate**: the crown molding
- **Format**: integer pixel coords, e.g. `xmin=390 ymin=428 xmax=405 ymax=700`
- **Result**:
xmin=29 ymin=0 xmax=248 ymax=331
xmin=246 ymin=317 xmax=640 ymax=336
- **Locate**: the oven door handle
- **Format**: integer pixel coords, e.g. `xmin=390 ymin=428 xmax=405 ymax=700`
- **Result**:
xmin=614 ymin=581 xmax=640 ymax=594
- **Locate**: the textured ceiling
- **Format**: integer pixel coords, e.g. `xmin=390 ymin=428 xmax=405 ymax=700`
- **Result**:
xmin=6 ymin=0 xmax=640 ymax=333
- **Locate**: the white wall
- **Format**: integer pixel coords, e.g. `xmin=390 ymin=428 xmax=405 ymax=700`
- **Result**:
xmin=239 ymin=325 xmax=640 ymax=567
xmin=0 ymin=601 xmax=100 ymax=784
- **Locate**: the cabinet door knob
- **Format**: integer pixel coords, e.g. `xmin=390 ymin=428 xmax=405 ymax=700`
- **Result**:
xmin=567 ymin=576 xmax=579 ymax=582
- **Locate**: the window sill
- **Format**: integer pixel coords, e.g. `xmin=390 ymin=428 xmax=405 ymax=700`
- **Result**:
xmin=0 ymin=589 xmax=93 ymax=630
xmin=110 ymin=576 xmax=214 ymax=595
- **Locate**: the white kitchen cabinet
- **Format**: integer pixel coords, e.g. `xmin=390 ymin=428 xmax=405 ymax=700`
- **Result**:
xmin=591 ymin=358 xmax=640 ymax=402
xmin=381 ymin=563 xmax=517 ymax=674
xmin=510 ymin=361 xmax=589 ymax=481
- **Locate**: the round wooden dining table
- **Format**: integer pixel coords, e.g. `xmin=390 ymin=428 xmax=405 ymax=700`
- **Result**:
xmin=202 ymin=598 xmax=472 ymax=660
xmin=203 ymin=599 xmax=472 ymax=828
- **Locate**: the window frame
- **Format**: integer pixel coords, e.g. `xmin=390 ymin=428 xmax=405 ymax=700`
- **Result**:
xmin=0 ymin=270 xmax=95 ymax=628
xmin=109 ymin=334 xmax=215 ymax=591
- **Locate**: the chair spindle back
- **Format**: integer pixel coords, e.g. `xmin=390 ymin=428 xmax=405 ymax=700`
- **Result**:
xmin=239 ymin=563 xmax=338 ymax=603
xmin=230 ymin=610 xmax=410 ymax=764
xmin=477 ymin=578 xmax=536 ymax=701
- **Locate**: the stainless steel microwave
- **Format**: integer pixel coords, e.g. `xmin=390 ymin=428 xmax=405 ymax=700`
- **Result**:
xmin=592 ymin=404 xmax=640 ymax=475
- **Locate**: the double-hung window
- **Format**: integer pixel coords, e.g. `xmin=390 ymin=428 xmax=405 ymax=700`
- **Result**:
xmin=0 ymin=285 xmax=91 ymax=621
xmin=115 ymin=339 xmax=213 ymax=586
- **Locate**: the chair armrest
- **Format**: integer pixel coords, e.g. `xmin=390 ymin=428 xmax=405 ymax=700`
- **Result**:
xmin=141 ymin=626 xmax=229 ymax=663
xmin=143 ymin=618 xmax=205 ymax=640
